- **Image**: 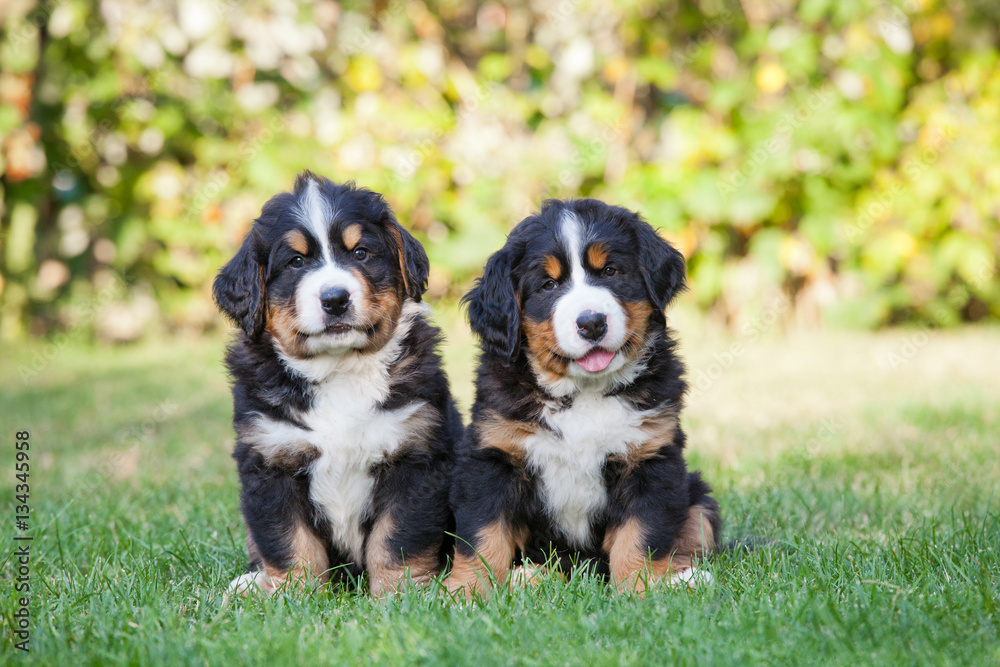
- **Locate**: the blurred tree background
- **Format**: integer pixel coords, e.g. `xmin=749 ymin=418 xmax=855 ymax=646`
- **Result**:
xmin=0 ymin=0 xmax=998 ymax=342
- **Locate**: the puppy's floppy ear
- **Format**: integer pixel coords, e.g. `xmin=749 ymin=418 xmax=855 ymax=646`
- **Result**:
xmin=389 ymin=220 xmax=430 ymax=302
xmin=633 ymin=218 xmax=687 ymax=312
xmin=213 ymin=230 xmax=266 ymax=339
xmin=463 ymin=245 xmax=521 ymax=361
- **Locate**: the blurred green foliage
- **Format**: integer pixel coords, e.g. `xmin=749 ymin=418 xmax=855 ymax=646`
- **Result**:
xmin=0 ymin=0 xmax=998 ymax=341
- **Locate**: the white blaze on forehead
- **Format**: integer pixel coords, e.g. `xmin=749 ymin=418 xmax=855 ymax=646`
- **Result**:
xmin=299 ymin=179 xmax=334 ymax=263
xmin=551 ymin=210 xmax=627 ymax=361
xmin=294 ymin=179 xmax=364 ymax=338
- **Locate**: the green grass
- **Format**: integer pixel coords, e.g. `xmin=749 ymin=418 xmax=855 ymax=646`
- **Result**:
xmin=1 ymin=315 xmax=998 ymax=665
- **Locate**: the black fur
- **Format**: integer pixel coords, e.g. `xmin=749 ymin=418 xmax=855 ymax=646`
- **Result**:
xmin=227 ymin=314 xmax=462 ymax=585
xmin=632 ymin=210 xmax=687 ymax=314
xmin=463 ymin=246 xmax=522 ymax=362
xmin=214 ymin=236 xmax=266 ymax=339
xmin=451 ymin=198 xmax=721 ymax=588
xmin=217 ymin=172 xmax=461 ymax=594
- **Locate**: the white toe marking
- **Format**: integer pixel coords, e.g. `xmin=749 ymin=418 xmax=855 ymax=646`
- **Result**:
xmin=224 ymin=572 xmax=273 ymax=601
xmin=667 ymin=567 xmax=713 ymax=589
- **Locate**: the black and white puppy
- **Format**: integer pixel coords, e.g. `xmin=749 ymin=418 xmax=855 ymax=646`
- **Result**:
xmin=447 ymin=199 xmax=721 ymax=595
xmin=214 ymin=172 xmax=461 ymax=597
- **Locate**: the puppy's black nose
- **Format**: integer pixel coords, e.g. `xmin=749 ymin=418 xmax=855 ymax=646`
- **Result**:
xmin=576 ymin=311 xmax=607 ymax=342
xmin=320 ymin=288 xmax=351 ymax=316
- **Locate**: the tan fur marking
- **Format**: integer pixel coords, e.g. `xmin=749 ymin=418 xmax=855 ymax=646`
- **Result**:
xmin=267 ymin=301 xmax=310 ymax=358
xmin=387 ymin=352 xmax=426 ymax=393
xmin=342 ymin=223 xmax=363 ymax=251
xmin=586 ymin=242 xmax=609 ymax=270
xmin=366 ymin=515 xmax=397 ymax=596
xmin=237 ymin=419 xmax=319 ymax=468
xmin=611 ymin=405 xmax=679 ymax=470
xmin=366 ymin=515 xmax=440 ymax=596
xmin=446 ymin=522 xmax=526 ymax=597
xmin=285 ymin=229 xmax=309 ymax=255
xmin=476 ymin=410 xmax=539 ymax=463
xmin=605 ymin=517 xmax=652 ymax=594
xmin=543 ymin=255 xmax=562 ymax=280
xmin=672 ymin=503 xmax=717 ymax=564
xmin=240 ymin=525 xmax=330 ymax=595
xmin=291 ymin=524 xmax=332 ymax=580
xmin=397 ymin=403 xmax=441 ymax=455
xmin=356 ymin=266 xmax=404 ymax=353
xmin=523 ymin=316 xmax=569 ymax=379
xmin=620 ymin=300 xmax=654 ymax=363
xmin=605 ymin=504 xmax=717 ymax=595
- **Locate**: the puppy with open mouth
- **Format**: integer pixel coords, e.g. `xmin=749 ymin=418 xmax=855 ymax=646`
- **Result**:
xmin=214 ymin=172 xmax=461 ymax=598
xmin=447 ymin=198 xmax=721 ymax=595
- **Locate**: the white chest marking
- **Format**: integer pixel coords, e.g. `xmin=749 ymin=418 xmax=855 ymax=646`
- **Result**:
xmin=524 ymin=393 xmax=651 ymax=548
xmin=246 ymin=305 xmax=424 ymax=563
xmin=304 ymin=376 xmax=422 ymax=564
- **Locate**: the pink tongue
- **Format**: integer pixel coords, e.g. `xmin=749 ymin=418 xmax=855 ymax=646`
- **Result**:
xmin=577 ymin=349 xmax=615 ymax=372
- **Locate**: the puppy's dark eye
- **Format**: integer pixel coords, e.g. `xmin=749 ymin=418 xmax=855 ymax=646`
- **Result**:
xmin=541 ymin=279 xmax=558 ymax=291
xmin=602 ymin=266 xmax=618 ymax=277
xmin=289 ymin=256 xmax=304 ymax=268
xmin=353 ymin=248 xmax=368 ymax=261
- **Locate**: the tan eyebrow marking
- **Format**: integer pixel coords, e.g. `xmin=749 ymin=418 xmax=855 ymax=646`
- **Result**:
xmin=285 ymin=229 xmax=308 ymax=255
xmin=586 ymin=242 xmax=609 ymax=270
xmin=543 ymin=255 xmax=562 ymax=281
xmin=342 ymin=223 xmax=363 ymax=250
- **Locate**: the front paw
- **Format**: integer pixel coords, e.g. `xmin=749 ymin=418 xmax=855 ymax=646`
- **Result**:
xmin=665 ymin=567 xmax=713 ymax=589
xmin=223 ymin=571 xmax=276 ymax=602
xmin=508 ymin=564 xmax=563 ymax=588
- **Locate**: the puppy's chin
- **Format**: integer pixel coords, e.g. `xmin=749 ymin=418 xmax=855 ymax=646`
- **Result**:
xmin=300 ymin=328 xmax=370 ymax=356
